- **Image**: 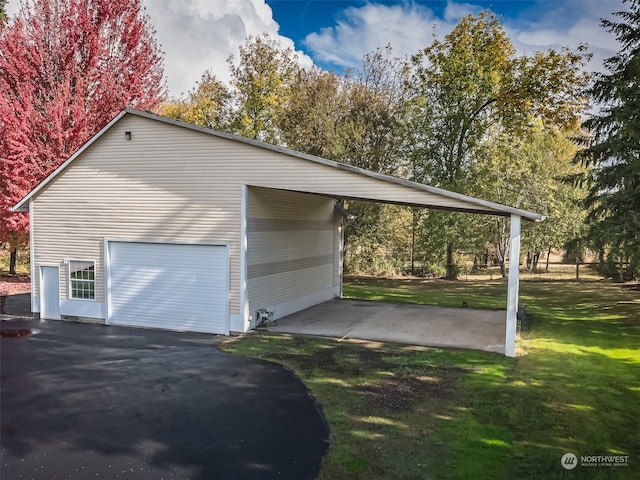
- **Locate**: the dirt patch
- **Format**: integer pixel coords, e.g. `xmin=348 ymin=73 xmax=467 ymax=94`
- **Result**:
xmin=356 ymin=348 xmax=391 ymax=370
xmin=357 ymin=367 xmax=471 ymax=411
xmin=270 ymin=347 xmax=348 ymax=373
xmin=268 ymin=340 xmax=472 ymax=412
xmin=271 ymin=346 xmax=396 ymax=375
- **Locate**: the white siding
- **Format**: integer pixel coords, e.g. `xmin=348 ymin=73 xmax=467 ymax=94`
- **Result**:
xmin=31 ymin=115 xmax=242 ymax=316
xmin=29 ymin=112 xmax=528 ymax=323
xmin=247 ymin=187 xmax=338 ymax=319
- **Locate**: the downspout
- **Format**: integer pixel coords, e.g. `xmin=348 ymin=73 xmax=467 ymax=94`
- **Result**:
xmin=29 ymin=199 xmax=37 ymax=313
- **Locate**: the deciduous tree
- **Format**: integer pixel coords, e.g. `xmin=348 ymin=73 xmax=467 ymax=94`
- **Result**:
xmin=472 ymin=125 xmax=588 ymax=276
xmin=408 ymin=11 xmax=590 ymax=278
xmin=160 ymin=70 xmax=230 ymax=131
xmin=0 ymin=0 xmax=7 ymax=25
xmin=227 ymin=34 xmax=300 ymax=143
xmin=340 ymin=46 xmax=412 ymax=176
xmin=0 ymin=0 xmax=165 ymax=273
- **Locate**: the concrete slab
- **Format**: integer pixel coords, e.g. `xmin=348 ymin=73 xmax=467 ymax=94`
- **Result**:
xmin=265 ymin=299 xmax=505 ymax=354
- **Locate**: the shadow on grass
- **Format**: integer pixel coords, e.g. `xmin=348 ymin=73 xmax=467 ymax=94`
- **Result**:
xmin=224 ymin=277 xmax=639 ymax=480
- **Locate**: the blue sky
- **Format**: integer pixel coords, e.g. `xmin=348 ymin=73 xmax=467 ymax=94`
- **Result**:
xmin=266 ymin=0 xmax=621 ymax=74
xmin=268 ymin=0 xmax=536 ymax=66
xmin=5 ymin=0 xmax=626 ymax=97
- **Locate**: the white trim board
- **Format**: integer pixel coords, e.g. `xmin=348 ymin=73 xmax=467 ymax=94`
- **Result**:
xmin=60 ymin=299 xmax=106 ymax=319
xmin=29 ymin=199 xmax=38 ymax=312
xmin=234 ymin=184 xmax=250 ymax=333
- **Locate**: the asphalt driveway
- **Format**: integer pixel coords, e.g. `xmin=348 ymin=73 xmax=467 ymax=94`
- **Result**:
xmin=0 ymin=317 xmax=329 ymax=480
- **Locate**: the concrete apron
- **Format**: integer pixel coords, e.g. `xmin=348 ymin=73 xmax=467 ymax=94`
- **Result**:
xmin=265 ymin=299 xmax=505 ymax=354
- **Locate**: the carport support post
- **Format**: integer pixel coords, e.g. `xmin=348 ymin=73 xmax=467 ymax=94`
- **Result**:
xmin=505 ymin=214 xmax=521 ymax=358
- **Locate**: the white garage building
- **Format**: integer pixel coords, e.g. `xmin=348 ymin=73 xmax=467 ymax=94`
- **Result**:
xmin=13 ymin=109 xmax=544 ymax=356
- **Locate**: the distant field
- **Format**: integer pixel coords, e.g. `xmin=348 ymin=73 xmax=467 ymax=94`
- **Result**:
xmin=403 ymin=263 xmax=604 ymax=282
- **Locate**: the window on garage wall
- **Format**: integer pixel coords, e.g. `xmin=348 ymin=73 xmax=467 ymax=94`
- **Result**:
xmin=69 ymin=260 xmax=95 ymax=300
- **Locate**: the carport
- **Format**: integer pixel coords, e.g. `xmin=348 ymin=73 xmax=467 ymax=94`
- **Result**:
xmin=241 ymin=157 xmax=544 ymax=358
xmin=264 ymin=299 xmax=506 ymax=354
xmin=258 ymin=182 xmax=543 ymax=357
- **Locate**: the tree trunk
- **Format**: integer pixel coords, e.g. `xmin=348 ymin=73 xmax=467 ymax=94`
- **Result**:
xmin=532 ymin=253 xmax=540 ymax=272
xmin=445 ymin=243 xmax=457 ymax=280
xmin=494 ymin=218 xmax=508 ymax=278
xmin=9 ymin=248 xmax=17 ymax=275
xmin=617 ymin=257 xmax=624 ymax=283
xmin=598 ymin=247 xmax=605 ymax=270
xmin=545 ymin=246 xmax=552 ymax=272
xmin=576 ymin=262 xmax=580 ymax=281
xmin=498 ymin=257 xmax=507 ymax=278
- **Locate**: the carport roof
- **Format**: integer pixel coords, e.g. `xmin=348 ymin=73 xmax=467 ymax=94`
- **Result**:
xmin=13 ymin=108 xmax=544 ymax=221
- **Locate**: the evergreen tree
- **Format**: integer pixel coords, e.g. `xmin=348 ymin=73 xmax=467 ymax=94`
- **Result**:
xmin=576 ymin=0 xmax=640 ymax=277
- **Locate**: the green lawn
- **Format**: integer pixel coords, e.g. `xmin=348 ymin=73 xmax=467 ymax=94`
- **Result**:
xmin=222 ymin=276 xmax=640 ymax=479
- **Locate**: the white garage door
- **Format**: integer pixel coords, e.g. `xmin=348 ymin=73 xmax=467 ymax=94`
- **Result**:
xmin=107 ymin=241 xmax=229 ymax=334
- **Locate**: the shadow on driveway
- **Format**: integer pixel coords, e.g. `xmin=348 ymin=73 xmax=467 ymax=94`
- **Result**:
xmin=1 ymin=318 xmax=328 ymax=479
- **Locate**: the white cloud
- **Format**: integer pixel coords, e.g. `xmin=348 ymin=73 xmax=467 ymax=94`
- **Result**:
xmin=302 ymin=0 xmax=623 ymax=75
xmin=443 ymin=1 xmax=482 ymax=21
xmin=505 ymin=0 xmax=623 ymax=73
xmin=143 ymin=0 xmax=312 ymax=97
xmin=303 ymin=2 xmax=452 ymax=68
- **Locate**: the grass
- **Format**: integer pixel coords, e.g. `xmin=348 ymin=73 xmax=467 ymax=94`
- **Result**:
xmin=222 ymin=275 xmax=640 ymax=479
xmin=343 ymin=275 xmax=509 ymax=309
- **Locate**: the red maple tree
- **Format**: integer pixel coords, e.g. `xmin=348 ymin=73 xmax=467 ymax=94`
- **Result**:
xmin=0 ymin=0 xmax=165 ymax=272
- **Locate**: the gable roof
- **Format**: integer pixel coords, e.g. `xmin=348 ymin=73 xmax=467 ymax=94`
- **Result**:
xmin=13 ymin=108 xmax=545 ymax=221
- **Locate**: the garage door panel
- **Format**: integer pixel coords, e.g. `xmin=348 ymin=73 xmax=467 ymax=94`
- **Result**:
xmin=108 ymin=242 xmax=229 ymax=334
